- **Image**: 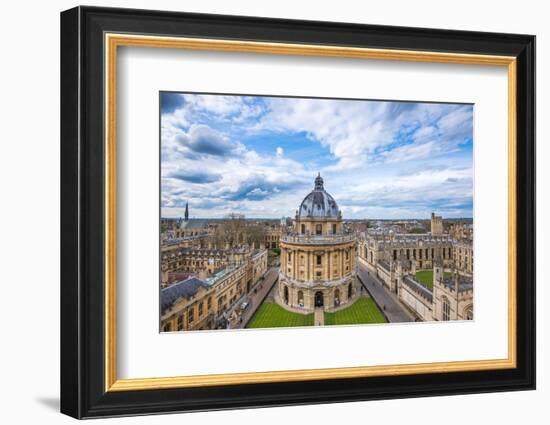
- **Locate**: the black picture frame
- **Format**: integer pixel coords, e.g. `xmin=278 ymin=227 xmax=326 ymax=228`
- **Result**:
xmin=60 ymin=5 xmax=535 ymax=419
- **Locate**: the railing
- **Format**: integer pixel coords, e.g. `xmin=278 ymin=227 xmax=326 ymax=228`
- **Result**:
xmin=280 ymin=233 xmax=356 ymax=245
xmin=279 ymin=273 xmax=355 ymax=287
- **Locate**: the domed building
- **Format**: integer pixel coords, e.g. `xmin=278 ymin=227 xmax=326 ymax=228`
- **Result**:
xmin=277 ymin=174 xmax=359 ymax=313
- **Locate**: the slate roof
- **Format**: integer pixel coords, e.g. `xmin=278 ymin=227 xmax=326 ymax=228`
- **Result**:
xmin=298 ymin=174 xmax=340 ymax=218
xmin=442 ymin=276 xmax=474 ymax=292
xmin=378 ymin=260 xmax=391 ymax=271
xmin=403 ymin=275 xmax=433 ymax=302
xmin=179 ymin=219 xmax=209 ymax=230
xmin=161 ymin=277 xmax=209 ymax=314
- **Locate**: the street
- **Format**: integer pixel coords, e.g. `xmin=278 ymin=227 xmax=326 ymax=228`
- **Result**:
xmin=229 ymin=267 xmax=279 ymax=329
xmin=357 ymin=263 xmax=415 ymax=323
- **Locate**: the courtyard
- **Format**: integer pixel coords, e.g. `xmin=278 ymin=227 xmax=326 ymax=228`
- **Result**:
xmin=246 ymin=303 xmax=314 ymax=328
xmin=415 ymin=270 xmax=452 ymax=289
xmin=325 ymin=297 xmax=386 ymax=325
xmin=245 ymin=296 xmax=386 ymax=329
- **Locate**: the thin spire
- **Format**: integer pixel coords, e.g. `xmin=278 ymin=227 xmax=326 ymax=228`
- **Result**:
xmin=184 ymin=201 xmax=189 ymax=221
xmin=314 ymin=172 xmax=324 ymax=190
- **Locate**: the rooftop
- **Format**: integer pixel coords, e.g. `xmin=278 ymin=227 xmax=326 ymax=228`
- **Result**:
xmin=297 ymin=174 xmax=341 ymax=219
xmin=161 ymin=277 xmax=209 ymax=314
xmin=403 ymin=275 xmax=434 ymax=302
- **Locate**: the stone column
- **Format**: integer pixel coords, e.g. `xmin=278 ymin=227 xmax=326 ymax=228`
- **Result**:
xmin=327 ymin=249 xmax=331 ymax=279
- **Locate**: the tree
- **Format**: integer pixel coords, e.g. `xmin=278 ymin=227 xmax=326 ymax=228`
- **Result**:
xmin=244 ymin=223 xmax=266 ymax=249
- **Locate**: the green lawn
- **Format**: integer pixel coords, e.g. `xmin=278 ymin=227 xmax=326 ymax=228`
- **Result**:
xmin=324 ymin=297 xmax=386 ymax=325
xmin=415 ymin=270 xmax=452 ymax=289
xmin=246 ymin=303 xmax=314 ymax=328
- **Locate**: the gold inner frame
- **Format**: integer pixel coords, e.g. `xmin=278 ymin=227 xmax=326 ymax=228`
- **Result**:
xmin=104 ymin=33 xmax=517 ymax=392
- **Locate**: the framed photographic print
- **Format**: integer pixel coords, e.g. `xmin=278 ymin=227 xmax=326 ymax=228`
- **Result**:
xmin=60 ymin=6 xmax=536 ymax=419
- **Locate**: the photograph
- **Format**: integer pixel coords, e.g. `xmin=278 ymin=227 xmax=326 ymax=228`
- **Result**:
xmin=57 ymin=5 xmax=536 ymax=419
xmin=159 ymin=92 xmax=475 ymax=332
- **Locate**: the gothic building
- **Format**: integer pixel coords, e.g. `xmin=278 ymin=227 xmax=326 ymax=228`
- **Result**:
xmin=277 ymin=174 xmax=359 ymax=313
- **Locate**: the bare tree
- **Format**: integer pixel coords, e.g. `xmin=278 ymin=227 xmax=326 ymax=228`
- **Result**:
xmin=244 ymin=223 xmax=266 ymax=249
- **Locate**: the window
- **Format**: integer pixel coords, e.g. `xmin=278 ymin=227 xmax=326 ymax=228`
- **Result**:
xmin=316 ymin=255 xmax=322 ymax=265
xmin=316 ymin=224 xmax=322 ymax=235
xmin=163 ymin=323 xmax=172 ymax=332
xmin=188 ymin=308 xmax=194 ymax=323
xmin=177 ymin=315 xmax=184 ymax=330
xmin=207 ymin=297 xmax=212 ymax=310
xmin=332 ymin=223 xmax=337 ymax=234
xmin=465 ymin=306 xmax=474 ymax=320
xmin=198 ymin=302 xmax=203 ymax=317
xmin=288 ymin=252 xmax=291 ymax=262
xmin=419 ymin=249 xmax=423 ymax=259
xmin=301 ymin=224 xmax=305 ymax=234
xmin=345 ymin=250 xmax=349 ymax=260
xmin=442 ymin=297 xmax=450 ymax=321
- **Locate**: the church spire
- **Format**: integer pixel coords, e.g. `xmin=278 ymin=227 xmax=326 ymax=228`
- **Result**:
xmin=184 ymin=201 xmax=189 ymax=221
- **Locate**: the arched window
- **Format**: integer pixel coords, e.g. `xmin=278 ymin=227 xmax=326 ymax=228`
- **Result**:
xmin=348 ymin=283 xmax=353 ymax=299
xmin=297 ymin=290 xmax=304 ymax=307
xmin=315 ymin=224 xmax=322 ymax=235
xmin=334 ymin=289 xmax=340 ymax=306
xmin=442 ymin=297 xmax=451 ymax=321
xmin=284 ymin=286 xmax=289 ymax=304
xmin=301 ymin=224 xmax=305 ymax=234
xmin=464 ymin=305 xmax=474 ymax=320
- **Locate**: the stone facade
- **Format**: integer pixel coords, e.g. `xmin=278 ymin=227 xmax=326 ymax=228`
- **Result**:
xmin=277 ymin=174 xmax=359 ymax=313
xmin=358 ymin=233 xmax=455 ymax=287
xmin=394 ymin=256 xmax=473 ymax=322
xmin=161 ymin=249 xmax=268 ymax=332
xmin=432 ymin=258 xmax=474 ymax=321
xmin=161 ymin=245 xmax=255 ymax=285
xmin=265 ymin=227 xmax=281 ymax=249
xmin=431 ymin=212 xmax=444 ymax=236
xmin=357 ymin=214 xmax=474 ymax=322
xmin=452 ymin=239 xmax=474 ymax=276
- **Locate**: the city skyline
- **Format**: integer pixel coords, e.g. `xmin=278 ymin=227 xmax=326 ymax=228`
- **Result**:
xmin=161 ymin=92 xmax=473 ymax=219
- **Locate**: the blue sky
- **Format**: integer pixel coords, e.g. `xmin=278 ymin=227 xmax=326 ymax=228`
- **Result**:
xmin=161 ymin=92 xmax=473 ymax=219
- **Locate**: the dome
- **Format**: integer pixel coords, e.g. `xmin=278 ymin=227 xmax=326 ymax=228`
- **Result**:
xmin=298 ymin=174 xmax=340 ymax=219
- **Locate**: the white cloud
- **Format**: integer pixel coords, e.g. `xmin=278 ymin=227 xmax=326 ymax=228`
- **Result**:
xmin=160 ymin=93 xmax=473 ymax=219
